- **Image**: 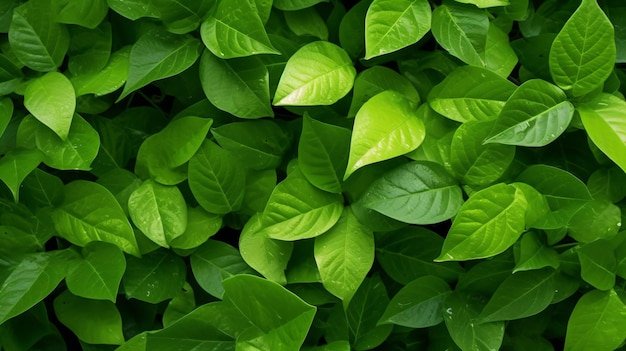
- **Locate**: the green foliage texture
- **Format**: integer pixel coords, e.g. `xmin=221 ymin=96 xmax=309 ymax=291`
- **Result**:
xmin=2 ymin=0 xmax=626 ymax=350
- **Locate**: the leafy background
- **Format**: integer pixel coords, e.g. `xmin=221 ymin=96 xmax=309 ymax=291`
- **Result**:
xmin=1 ymin=0 xmax=626 ymax=350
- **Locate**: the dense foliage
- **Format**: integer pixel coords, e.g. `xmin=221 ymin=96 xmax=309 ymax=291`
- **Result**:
xmin=1 ymin=0 xmax=626 ymax=350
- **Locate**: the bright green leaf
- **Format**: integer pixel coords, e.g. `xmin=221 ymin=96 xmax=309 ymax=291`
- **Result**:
xmin=455 ymin=0 xmax=509 ymax=8
xmin=169 ymin=207 xmax=222 ymax=250
xmin=345 ymin=91 xmax=425 ymax=179
xmin=71 ymin=46 xmax=130 ymax=97
xmin=24 ymin=72 xmax=76 ymax=141
xmin=274 ymin=41 xmax=356 ymax=106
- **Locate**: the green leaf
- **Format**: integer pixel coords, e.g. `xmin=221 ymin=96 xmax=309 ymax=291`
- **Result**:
xmin=162 ymin=282 xmax=195 ymax=327
xmin=549 ymin=0 xmax=616 ymax=97
xmin=314 ymin=208 xmax=374 ymax=304
xmin=485 ymin=79 xmax=574 ymax=147
xmin=339 ymin=0 xmax=372 ymax=59
xmin=0 ymin=149 xmax=43 ymax=202
xmin=0 ymin=251 xmax=71 ymax=324
xmin=118 ymin=29 xmax=202 ymax=101
xmin=273 ymin=0 xmax=327 ymax=10
xmin=191 ymin=240 xmax=254 ymax=299
xmin=568 ymin=199 xmax=621 ymax=243
xmin=346 ymin=275 xmax=392 ymax=350
xmin=376 ymin=227 xmax=464 ymax=283
xmin=587 ymin=167 xmax=626 ymax=203
xmin=577 ymin=93 xmax=626 ymax=174
xmin=437 ymin=183 xmax=528 ymax=261
xmin=24 ymin=72 xmax=76 ymax=141
xmin=345 ymin=91 xmax=425 ymax=179
xmin=71 ymin=46 xmax=130 ymax=97
xmin=364 ymin=0 xmax=432 ymax=59
xmin=65 ymin=241 xmax=126 ymax=302
xmin=200 ymin=0 xmax=278 ymax=58
xmin=456 ymin=0 xmax=509 ymax=7
xmin=274 ymin=41 xmax=356 ymax=106
xmin=106 ymin=0 xmax=159 ymax=20
xmin=284 ymin=7 xmax=329 ymax=40
xmin=479 ymin=268 xmax=555 ymax=323
xmin=298 ymin=115 xmax=351 ymax=193
xmin=31 ymin=114 xmax=100 ymax=171
xmin=259 ymin=170 xmax=344 ymax=241
xmin=53 ymin=290 xmax=124 ymax=345
xmin=54 ymin=0 xmax=108 ymax=28
xmin=239 ymin=213 xmax=293 ymax=284
xmin=450 ymin=121 xmax=516 ymax=185
xmin=577 ymin=240 xmax=617 ymax=291
xmin=128 ymin=180 xmax=188 ymax=248
xmin=431 ymin=2 xmax=489 ymax=69
xmin=8 ymin=0 xmax=69 ymax=71
xmin=443 ymin=292 xmax=505 ymax=351
xmin=565 ymin=289 xmax=626 ymax=351
xmin=153 ymin=0 xmax=214 ymax=34
xmin=348 ymin=65 xmax=420 ymax=117
xmin=360 ymin=161 xmax=463 ymax=224
xmin=199 ymin=51 xmax=273 ymax=118
xmin=52 ymin=180 xmax=140 ymax=256
xmin=378 ymin=275 xmax=451 ymax=328
xmin=213 ymin=121 xmax=288 ymax=171
xmin=135 ymin=116 xmax=212 ymax=185
xmin=222 ymin=274 xmax=316 ymax=350
xmin=427 ymin=66 xmax=517 ymax=122
xmin=188 ymin=140 xmax=246 ymax=214
xmin=513 ymin=231 xmax=560 ymax=273
xmin=123 ymin=249 xmax=186 ymax=304
xmin=170 ymin=207 xmax=222 ymax=250
xmin=0 ymin=98 xmax=12 ymax=139
xmin=67 ymin=21 xmax=112 ymax=75
xmin=20 ymin=168 xmax=64 ymax=208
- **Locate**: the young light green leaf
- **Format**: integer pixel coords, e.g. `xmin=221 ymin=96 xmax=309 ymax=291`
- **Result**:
xmin=65 ymin=241 xmax=126 ymax=302
xmin=348 ymin=65 xmax=420 ymax=117
xmin=549 ymin=0 xmax=616 ymax=97
xmin=378 ymin=275 xmax=451 ymax=328
xmin=0 ymin=149 xmax=43 ymax=202
xmin=485 ymin=79 xmax=574 ymax=147
xmin=199 ymin=51 xmax=273 ymax=118
xmin=436 ymin=183 xmax=528 ymax=261
xmin=128 ymin=180 xmax=188 ymax=248
xmin=376 ymin=227 xmax=464 ymax=284
xmin=191 ymin=240 xmax=255 ymax=299
xmin=483 ymin=23 xmax=518 ymax=77
xmin=52 ymin=180 xmax=140 ymax=256
xmin=345 ymin=91 xmax=425 ymax=179
xmin=431 ymin=2 xmax=489 ymax=69
xmin=53 ymin=290 xmax=124 ymax=345
xmin=8 ymin=0 xmax=69 ymax=71
xmin=239 ymin=213 xmax=293 ymax=284
xmin=456 ymin=0 xmax=509 ymax=7
xmin=565 ymin=289 xmax=626 ymax=351
xmin=188 ymin=140 xmax=246 ymax=214
xmin=284 ymin=7 xmax=329 ymax=40
xmin=123 ymin=249 xmax=186 ymax=304
xmin=513 ymin=231 xmax=560 ymax=273
xmin=212 ymin=120 xmax=288 ymax=170
xmin=0 ymin=251 xmax=71 ymax=324
xmin=364 ymin=0 xmax=432 ymax=59
xmin=71 ymin=46 xmax=130 ymax=97
xmin=201 ymin=0 xmax=277 ymax=58
xmin=427 ymin=66 xmax=517 ymax=123
xmin=54 ymin=0 xmax=108 ymax=28
xmin=346 ymin=275 xmax=393 ymax=349
xmin=479 ymin=268 xmax=555 ymax=323
xmin=577 ymin=93 xmax=626 ymax=174
xmin=24 ymin=72 xmax=76 ymax=141
xmin=31 ymin=114 xmax=100 ymax=171
xmin=222 ymin=274 xmax=316 ymax=350
xmin=118 ymin=29 xmax=202 ymax=101
xmin=443 ymin=292 xmax=505 ymax=351
xmin=274 ymin=41 xmax=356 ymax=106
xmin=259 ymin=170 xmax=344 ymax=241
xmin=298 ymin=115 xmax=351 ymax=193
xmin=450 ymin=121 xmax=515 ymax=185
xmin=577 ymin=240 xmax=617 ymax=291
xmin=360 ymin=161 xmax=463 ymax=224
xmin=314 ymin=208 xmax=374 ymax=304
xmin=169 ymin=207 xmax=222 ymax=250
xmin=135 ymin=116 xmax=213 ymax=185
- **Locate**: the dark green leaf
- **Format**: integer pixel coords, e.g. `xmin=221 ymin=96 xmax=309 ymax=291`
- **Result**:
xmin=443 ymin=292 xmax=504 ymax=351
xmin=123 ymin=249 xmax=186 ymax=304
